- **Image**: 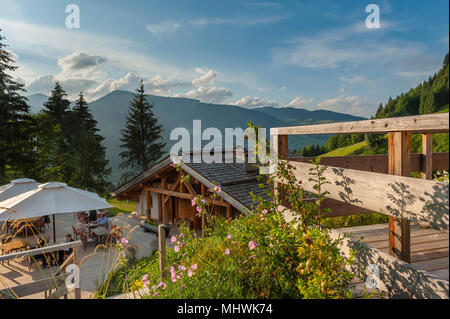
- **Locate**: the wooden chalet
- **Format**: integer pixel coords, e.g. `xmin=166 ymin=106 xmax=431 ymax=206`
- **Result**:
xmin=111 ymin=149 xmax=268 ymax=231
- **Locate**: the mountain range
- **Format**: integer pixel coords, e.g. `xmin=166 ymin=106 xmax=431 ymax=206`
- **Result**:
xmin=27 ymin=90 xmax=366 ymax=183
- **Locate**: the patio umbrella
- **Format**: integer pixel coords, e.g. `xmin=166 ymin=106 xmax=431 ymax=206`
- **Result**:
xmin=0 ymin=178 xmax=41 ymax=202
xmin=0 ymin=182 xmax=113 ymax=242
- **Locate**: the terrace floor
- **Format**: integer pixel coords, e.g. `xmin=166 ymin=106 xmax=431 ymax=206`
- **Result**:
xmin=0 ymin=212 xmax=170 ymax=298
xmin=336 ymin=223 xmax=449 ymax=281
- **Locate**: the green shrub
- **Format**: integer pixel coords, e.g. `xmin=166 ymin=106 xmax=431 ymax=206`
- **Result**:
xmin=100 ymin=159 xmax=357 ymax=299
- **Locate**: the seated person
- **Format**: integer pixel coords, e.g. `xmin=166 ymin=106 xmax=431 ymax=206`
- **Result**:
xmin=58 ymin=234 xmax=74 ymax=264
xmin=34 ymin=237 xmax=49 ymax=268
xmin=93 ymin=213 xmax=109 ymax=227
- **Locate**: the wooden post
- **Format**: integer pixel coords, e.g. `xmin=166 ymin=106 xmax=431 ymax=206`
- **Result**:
xmin=421 ymin=133 xmax=433 ymax=180
xmin=226 ymin=205 xmax=232 ymax=221
xmin=73 ymin=245 xmax=81 ymax=299
xmin=273 ymin=134 xmax=288 ymax=200
xmin=201 ymin=184 xmax=205 ymax=237
xmin=388 ymin=131 xmax=411 ymax=263
xmin=158 ymin=225 xmax=166 ymax=280
xmin=161 ymin=177 xmax=167 ymax=224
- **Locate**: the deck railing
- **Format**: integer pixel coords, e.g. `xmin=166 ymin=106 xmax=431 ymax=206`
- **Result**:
xmin=0 ymin=240 xmax=82 ymax=299
xmin=270 ymin=113 xmax=449 ymax=298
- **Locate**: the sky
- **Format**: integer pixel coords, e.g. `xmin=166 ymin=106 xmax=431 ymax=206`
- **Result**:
xmin=0 ymin=0 xmax=448 ymax=117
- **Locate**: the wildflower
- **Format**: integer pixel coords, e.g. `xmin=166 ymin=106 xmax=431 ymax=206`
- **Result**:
xmin=170 ymin=266 xmax=177 ymax=282
xmin=157 ymin=281 xmax=166 ymax=290
xmin=201 ymin=198 xmax=206 ymax=204
xmin=249 ymin=255 xmax=255 ymax=259
xmin=179 ymin=265 xmax=186 ymax=271
xmin=170 ymin=235 xmax=177 ymax=243
xmin=248 ymin=241 xmax=258 ymax=250
xmin=191 ymin=197 xmax=196 ymax=207
xmin=142 ymin=274 xmax=148 ymax=282
xmin=191 ymin=264 xmax=197 ymax=270
xmin=153 ymin=292 xmax=159 ymax=297
xmin=188 ymin=269 xmax=193 ymax=277
xmin=226 ymin=234 xmax=232 ymax=240
xmin=214 ymin=185 xmax=222 ymax=193
xmin=262 ymin=209 xmax=268 ymax=214
xmin=121 ymin=238 xmax=128 ymax=246
xmin=143 ymin=280 xmax=150 ymax=288
xmin=179 ymin=233 xmax=184 ymax=238
xmin=225 ymin=248 xmax=230 ymax=255
xmin=180 ymin=286 xmax=185 ymax=289
xmin=174 ymin=245 xmax=180 ymax=252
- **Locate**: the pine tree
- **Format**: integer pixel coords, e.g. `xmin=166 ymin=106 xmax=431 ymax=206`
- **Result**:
xmin=43 ymin=82 xmax=71 ymax=127
xmin=0 ymin=30 xmax=33 ymax=182
xmin=69 ymin=92 xmax=111 ymax=193
xmin=119 ymin=80 xmax=166 ymax=181
xmin=42 ymin=82 xmax=74 ymax=182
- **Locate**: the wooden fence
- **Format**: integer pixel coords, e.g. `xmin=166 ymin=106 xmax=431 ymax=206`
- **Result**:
xmin=271 ymin=113 xmax=449 ymax=298
xmin=0 ymin=240 xmax=82 ymax=299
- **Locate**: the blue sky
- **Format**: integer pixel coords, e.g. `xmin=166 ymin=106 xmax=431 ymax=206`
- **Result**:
xmin=0 ymin=0 xmax=448 ymax=117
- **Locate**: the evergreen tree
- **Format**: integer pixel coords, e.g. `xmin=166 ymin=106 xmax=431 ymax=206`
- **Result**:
xmin=119 ymin=80 xmax=166 ymax=181
xmin=0 ymin=30 xmax=33 ymax=182
xmin=43 ymin=82 xmax=71 ymax=127
xmin=42 ymin=83 xmax=74 ymax=182
xmin=69 ymin=92 xmax=111 ymax=193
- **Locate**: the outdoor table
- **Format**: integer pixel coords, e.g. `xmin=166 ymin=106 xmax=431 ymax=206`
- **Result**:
xmin=92 ymin=227 xmax=110 ymax=245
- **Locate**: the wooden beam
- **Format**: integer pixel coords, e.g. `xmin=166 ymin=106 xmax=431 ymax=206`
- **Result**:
xmin=145 ymin=187 xmax=230 ymax=207
xmin=388 ymin=131 xmax=411 ymax=263
xmin=290 ymin=152 xmax=449 ymax=174
xmin=0 ymin=274 xmax=67 ymax=299
xmin=161 ymin=177 xmax=167 ymax=224
xmin=184 ymin=181 xmax=197 ymax=195
xmin=421 ymin=133 xmax=433 ymax=180
xmin=274 ymin=134 xmax=289 ymax=160
xmin=274 ymin=160 xmax=449 ymax=231
xmin=271 ymin=113 xmax=449 ymax=136
xmin=73 ymin=244 xmax=81 ymax=299
xmin=0 ymin=241 xmax=82 ymax=262
xmin=226 ymin=205 xmax=232 ymax=220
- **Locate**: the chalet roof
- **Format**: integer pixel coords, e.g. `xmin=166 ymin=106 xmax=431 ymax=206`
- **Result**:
xmin=111 ymin=153 xmax=270 ymax=213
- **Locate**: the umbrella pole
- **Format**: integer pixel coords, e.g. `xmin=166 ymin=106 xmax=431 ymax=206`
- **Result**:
xmin=53 ymin=214 xmax=56 ymax=243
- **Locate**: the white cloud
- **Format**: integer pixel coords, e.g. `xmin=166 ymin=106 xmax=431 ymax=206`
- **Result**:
xmin=232 ymin=96 xmax=278 ymax=108
xmin=286 ymin=96 xmax=314 ymax=108
xmin=316 ymin=95 xmax=374 ymax=117
xmin=145 ymin=21 xmax=182 ymax=35
xmin=189 ymin=15 xmax=288 ymax=27
xmin=57 ymin=51 xmax=107 ymax=73
xmin=176 ymin=86 xmax=233 ymax=104
xmin=273 ymin=22 xmax=438 ymax=72
xmin=192 ymin=68 xmax=219 ymax=86
xmin=0 ymin=18 xmax=192 ymax=83
xmin=26 ymin=74 xmax=98 ymax=98
xmin=340 ymin=75 xmax=375 ymax=84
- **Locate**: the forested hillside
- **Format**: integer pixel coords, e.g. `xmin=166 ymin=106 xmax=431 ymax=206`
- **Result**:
xmin=297 ymin=53 xmax=449 ymax=157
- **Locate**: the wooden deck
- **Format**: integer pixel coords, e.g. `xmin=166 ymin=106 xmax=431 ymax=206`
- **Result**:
xmin=337 ymin=223 xmax=449 ymax=281
xmin=0 ymin=212 xmax=166 ymax=298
